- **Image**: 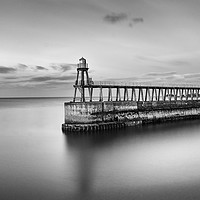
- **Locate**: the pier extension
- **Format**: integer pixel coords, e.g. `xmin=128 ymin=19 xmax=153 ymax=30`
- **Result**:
xmin=62 ymin=57 xmax=200 ymax=133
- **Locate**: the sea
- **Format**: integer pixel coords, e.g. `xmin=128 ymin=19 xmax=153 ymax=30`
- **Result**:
xmin=1 ymin=97 xmax=200 ymax=200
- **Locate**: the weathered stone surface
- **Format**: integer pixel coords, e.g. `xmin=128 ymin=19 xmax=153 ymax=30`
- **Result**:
xmin=64 ymin=102 xmax=103 ymax=123
xmin=63 ymin=100 xmax=200 ymax=132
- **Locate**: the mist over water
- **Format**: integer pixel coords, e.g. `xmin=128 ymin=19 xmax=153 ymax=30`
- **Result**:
xmin=1 ymin=98 xmax=200 ymax=200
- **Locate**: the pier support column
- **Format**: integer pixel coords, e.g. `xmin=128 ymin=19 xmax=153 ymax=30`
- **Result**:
xmin=99 ymin=87 xmax=103 ymax=101
xmin=108 ymin=88 xmax=112 ymax=101
xmin=141 ymin=88 xmax=144 ymax=101
xmin=116 ymin=88 xmax=121 ymax=101
xmin=158 ymin=88 xmax=161 ymax=101
xmin=197 ymin=89 xmax=199 ymax=100
xmin=131 ymin=88 xmax=137 ymax=102
xmin=164 ymin=88 xmax=167 ymax=101
xmin=186 ymin=89 xmax=189 ymax=101
xmin=191 ymin=89 xmax=194 ymax=100
xmin=145 ymin=88 xmax=148 ymax=102
xmin=124 ymin=88 xmax=128 ymax=101
xmin=73 ymin=87 xmax=77 ymax=102
xmin=151 ymin=88 xmax=154 ymax=101
xmin=160 ymin=89 xmax=164 ymax=101
xmin=154 ymin=88 xmax=158 ymax=101
xmin=89 ymin=87 xmax=93 ymax=102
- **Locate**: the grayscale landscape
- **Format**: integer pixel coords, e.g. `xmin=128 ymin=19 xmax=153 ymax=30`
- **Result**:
xmin=1 ymin=0 xmax=200 ymax=199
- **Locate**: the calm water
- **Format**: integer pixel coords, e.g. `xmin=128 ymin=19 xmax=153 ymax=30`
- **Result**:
xmin=1 ymin=98 xmax=200 ymax=200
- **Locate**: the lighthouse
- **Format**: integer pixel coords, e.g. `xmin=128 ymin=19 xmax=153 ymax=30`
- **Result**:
xmin=73 ymin=57 xmax=91 ymax=102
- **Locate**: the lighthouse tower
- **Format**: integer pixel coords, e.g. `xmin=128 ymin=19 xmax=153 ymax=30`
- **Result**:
xmin=73 ymin=57 xmax=91 ymax=102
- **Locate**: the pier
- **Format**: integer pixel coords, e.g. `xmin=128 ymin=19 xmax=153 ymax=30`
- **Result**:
xmin=62 ymin=58 xmax=200 ymax=133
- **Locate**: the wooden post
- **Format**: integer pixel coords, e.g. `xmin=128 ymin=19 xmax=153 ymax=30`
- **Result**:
xmin=89 ymin=87 xmax=93 ymax=102
xmin=197 ymin=89 xmax=199 ymax=100
xmin=158 ymin=88 xmax=161 ymax=101
xmin=99 ymin=87 xmax=103 ymax=101
xmin=160 ymin=89 xmax=164 ymax=101
xmin=154 ymin=88 xmax=158 ymax=101
xmin=108 ymin=88 xmax=112 ymax=101
xmin=131 ymin=87 xmax=134 ymax=101
xmin=191 ymin=89 xmax=194 ymax=100
xmin=116 ymin=88 xmax=121 ymax=101
xmin=145 ymin=88 xmax=148 ymax=102
xmin=141 ymin=88 xmax=144 ymax=102
xmin=124 ymin=88 xmax=127 ymax=101
xmin=164 ymin=88 xmax=167 ymax=101
xmin=151 ymin=88 xmax=154 ymax=102
xmin=81 ymin=86 xmax=85 ymax=102
xmin=116 ymin=88 xmax=119 ymax=101
xmin=73 ymin=87 xmax=77 ymax=102
xmin=185 ymin=89 xmax=188 ymax=100
xmin=133 ymin=88 xmax=136 ymax=101
xmin=138 ymin=88 xmax=141 ymax=102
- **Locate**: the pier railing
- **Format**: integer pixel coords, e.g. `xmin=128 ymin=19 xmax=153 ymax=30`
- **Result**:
xmin=92 ymin=81 xmax=200 ymax=89
xmin=75 ymin=80 xmax=200 ymax=88
xmin=73 ymin=81 xmax=200 ymax=103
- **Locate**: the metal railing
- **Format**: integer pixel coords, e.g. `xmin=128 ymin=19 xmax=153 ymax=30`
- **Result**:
xmin=74 ymin=80 xmax=200 ymax=88
xmin=92 ymin=81 xmax=200 ymax=88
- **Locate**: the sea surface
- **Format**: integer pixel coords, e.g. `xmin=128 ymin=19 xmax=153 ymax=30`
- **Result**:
xmin=1 ymin=97 xmax=200 ymax=200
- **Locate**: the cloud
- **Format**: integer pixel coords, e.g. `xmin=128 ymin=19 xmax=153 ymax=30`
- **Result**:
xmin=184 ymin=73 xmax=200 ymax=79
xmin=60 ymin=64 xmax=74 ymax=72
xmin=129 ymin=18 xmax=144 ymax=27
xmin=132 ymin=17 xmax=144 ymax=23
xmin=30 ymin=75 xmax=76 ymax=82
xmin=36 ymin=66 xmax=48 ymax=70
xmin=31 ymin=76 xmax=53 ymax=82
xmin=103 ymin=13 xmax=144 ymax=28
xmin=0 ymin=74 xmax=76 ymax=89
xmin=103 ymin=71 xmax=180 ymax=85
xmin=50 ymin=63 xmax=75 ymax=72
xmin=17 ymin=63 xmax=28 ymax=69
xmin=0 ymin=66 xmax=16 ymax=73
xmin=4 ymin=76 xmax=19 ymax=79
xmin=145 ymin=71 xmax=177 ymax=77
xmin=104 ymin=13 xmax=127 ymax=24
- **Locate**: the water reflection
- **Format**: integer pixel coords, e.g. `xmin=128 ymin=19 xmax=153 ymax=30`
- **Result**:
xmin=64 ymin=136 xmax=95 ymax=200
xmin=2 ymin=97 xmax=200 ymax=199
xmin=65 ymin=120 xmax=200 ymax=200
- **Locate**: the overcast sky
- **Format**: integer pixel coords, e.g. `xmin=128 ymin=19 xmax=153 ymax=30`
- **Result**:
xmin=0 ymin=0 xmax=200 ymax=97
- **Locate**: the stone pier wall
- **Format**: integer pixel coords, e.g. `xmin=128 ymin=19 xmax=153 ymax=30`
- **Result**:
xmin=62 ymin=100 xmax=200 ymax=132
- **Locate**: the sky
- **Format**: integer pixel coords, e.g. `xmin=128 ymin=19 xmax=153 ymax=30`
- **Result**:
xmin=0 ymin=0 xmax=200 ymax=97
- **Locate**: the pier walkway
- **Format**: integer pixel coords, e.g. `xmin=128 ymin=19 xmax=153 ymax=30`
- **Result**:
xmin=73 ymin=58 xmax=200 ymax=103
xmin=62 ymin=57 xmax=200 ymax=133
